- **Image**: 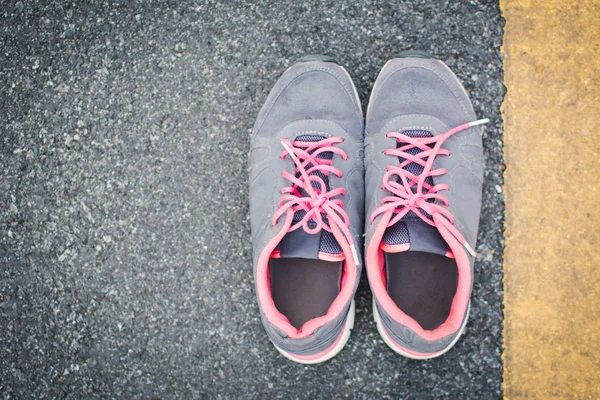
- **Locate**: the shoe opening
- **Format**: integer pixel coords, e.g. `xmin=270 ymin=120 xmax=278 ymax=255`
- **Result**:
xmin=384 ymin=251 xmax=458 ymax=331
xmin=269 ymin=257 xmax=343 ymax=329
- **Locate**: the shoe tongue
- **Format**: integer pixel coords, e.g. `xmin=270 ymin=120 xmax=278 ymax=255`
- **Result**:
xmin=382 ymin=220 xmax=448 ymax=256
xmin=381 ymin=130 xmax=448 ymax=256
xmin=276 ymin=227 xmax=342 ymax=259
xmin=275 ymin=135 xmax=343 ymax=260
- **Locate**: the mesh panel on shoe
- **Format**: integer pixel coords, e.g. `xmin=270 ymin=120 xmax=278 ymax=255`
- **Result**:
xmin=382 ymin=221 xmax=410 ymax=245
xmin=275 ymin=135 xmax=343 ymax=256
xmin=320 ymin=230 xmax=343 ymax=254
xmin=382 ymin=130 xmax=434 ymax=245
xmin=295 ymin=134 xmax=332 ymax=192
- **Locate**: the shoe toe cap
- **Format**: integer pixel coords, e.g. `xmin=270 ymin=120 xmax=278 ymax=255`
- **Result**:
xmin=254 ymin=60 xmax=362 ymax=140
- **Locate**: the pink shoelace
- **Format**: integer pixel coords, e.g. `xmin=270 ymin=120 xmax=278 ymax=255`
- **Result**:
xmin=272 ymin=137 xmax=360 ymax=265
xmin=370 ymin=119 xmax=489 ymax=257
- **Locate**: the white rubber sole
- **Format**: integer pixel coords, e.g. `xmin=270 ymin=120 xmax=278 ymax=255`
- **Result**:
xmin=373 ymin=297 xmax=470 ymax=360
xmin=275 ymin=300 xmax=355 ymax=365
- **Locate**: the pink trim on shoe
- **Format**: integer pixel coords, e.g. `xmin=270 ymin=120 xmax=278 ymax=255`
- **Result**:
xmin=367 ymin=212 xmax=471 ymax=342
xmin=377 ymin=315 xmax=442 ymax=358
xmin=283 ymin=320 xmax=347 ymax=362
xmin=276 ymin=300 xmax=355 ymax=364
xmin=373 ymin=296 xmax=471 ymax=359
xmin=318 ymin=251 xmax=345 ymax=262
xmin=270 ymin=250 xmax=344 ymax=262
xmin=270 ymin=250 xmax=281 ymax=259
xmin=256 ymin=137 xmax=359 ymax=339
xmin=380 ymin=242 xmax=410 ymax=253
xmin=256 ymin=213 xmax=357 ymax=339
xmin=366 ymin=120 xmax=487 ymax=342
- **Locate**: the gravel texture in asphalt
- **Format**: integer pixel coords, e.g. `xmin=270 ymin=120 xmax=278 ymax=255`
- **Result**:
xmin=1 ymin=1 xmax=504 ymax=398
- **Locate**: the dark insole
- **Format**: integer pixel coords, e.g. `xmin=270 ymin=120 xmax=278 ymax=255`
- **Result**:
xmin=385 ymin=251 xmax=458 ymax=331
xmin=270 ymin=258 xmax=342 ymax=329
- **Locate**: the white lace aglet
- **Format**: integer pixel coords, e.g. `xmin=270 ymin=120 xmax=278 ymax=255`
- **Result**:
xmin=464 ymin=242 xmax=476 ymax=257
xmin=469 ymin=118 xmax=490 ymax=127
xmin=281 ymin=140 xmax=297 ymax=159
xmin=350 ymin=243 xmax=361 ymax=266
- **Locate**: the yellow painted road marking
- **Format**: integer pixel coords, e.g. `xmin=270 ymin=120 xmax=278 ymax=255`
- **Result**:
xmin=501 ymin=0 xmax=600 ymax=398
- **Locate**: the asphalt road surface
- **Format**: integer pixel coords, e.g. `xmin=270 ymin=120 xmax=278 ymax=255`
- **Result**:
xmin=1 ymin=1 xmax=505 ymax=398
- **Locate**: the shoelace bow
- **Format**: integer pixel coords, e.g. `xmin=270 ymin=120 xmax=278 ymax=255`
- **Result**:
xmin=272 ymin=137 xmax=360 ymax=265
xmin=370 ymin=119 xmax=489 ymax=257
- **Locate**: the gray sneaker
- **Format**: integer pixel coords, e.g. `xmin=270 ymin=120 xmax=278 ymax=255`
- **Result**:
xmin=364 ymin=53 xmax=488 ymax=359
xmin=249 ymin=56 xmax=364 ymax=364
